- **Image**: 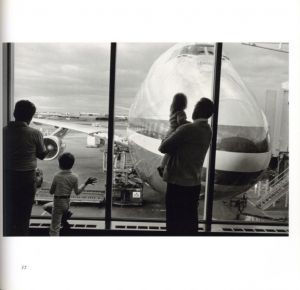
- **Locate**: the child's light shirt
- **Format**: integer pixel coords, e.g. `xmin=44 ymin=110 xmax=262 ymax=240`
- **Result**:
xmin=50 ymin=169 xmax=79 ymax=197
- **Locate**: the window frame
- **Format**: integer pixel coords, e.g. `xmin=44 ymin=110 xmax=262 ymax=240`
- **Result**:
xmin=2 ymin=42 xmax=288 ymax=236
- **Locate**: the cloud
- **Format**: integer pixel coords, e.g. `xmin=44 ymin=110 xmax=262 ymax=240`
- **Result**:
xmin=224 ymin=43 xmax=288 ymax=102
xmin=14 ymin=43 xmax=288 ymax=113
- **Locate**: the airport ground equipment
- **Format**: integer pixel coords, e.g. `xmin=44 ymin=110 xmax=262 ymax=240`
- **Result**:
xmin=256 ymin=167 xmax=289 ymax=210
xmin=35 ymin=189 xmax=106 ymax=205
xmin=229 ymin=194 xmax=248 ymax=212
xmin=103 ymin=146 xmax=143 ymax=206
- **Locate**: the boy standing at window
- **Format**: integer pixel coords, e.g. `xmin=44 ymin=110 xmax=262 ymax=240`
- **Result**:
xmin=49 ymin=152 xmax=97 ymax=236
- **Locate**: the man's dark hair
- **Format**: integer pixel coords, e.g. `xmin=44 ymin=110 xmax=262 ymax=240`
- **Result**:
xmin=192 ymin=98 xmax=214 ymax=120
xmin=13 ymin=100 xmax=36 ymax=122
xmin=58 ymin=153 xmax=75 ymax=170
xmin=170 ymin=93 xmax=188 ymax=114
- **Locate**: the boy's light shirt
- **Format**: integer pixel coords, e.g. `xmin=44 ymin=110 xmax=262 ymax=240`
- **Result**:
xmin=50 ymin=169 xmax=79 ymax=197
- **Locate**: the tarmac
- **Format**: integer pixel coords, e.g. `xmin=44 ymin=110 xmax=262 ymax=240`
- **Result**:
xmin=31 ymin=120 xmax=288 ymax=223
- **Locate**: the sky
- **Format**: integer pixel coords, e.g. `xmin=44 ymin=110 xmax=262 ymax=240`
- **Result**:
xmin=14 ymin=42 xmax=289 ymax=115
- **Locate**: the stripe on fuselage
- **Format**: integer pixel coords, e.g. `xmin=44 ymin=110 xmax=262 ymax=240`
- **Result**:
xmin=127 ymin=127 xmax=270 ymax=173
xmin=127 ymin=134 xmax=265 ymax=195
xmin=128 ymin=118 xmax=269 ymax=153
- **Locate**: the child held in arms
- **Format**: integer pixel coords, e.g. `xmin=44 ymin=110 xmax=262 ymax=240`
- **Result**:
xmin=157 ymin=93 xmax=190 ymax=177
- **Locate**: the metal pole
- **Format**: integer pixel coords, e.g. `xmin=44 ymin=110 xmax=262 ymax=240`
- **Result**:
xmin=2 ymin=43 xmax=14 ymax=125
xmin=105 ymin=43 xmax=117 ymax=230
xmin=203 ymin=43 xmax=223 ymax=232
xmin=2 ymin=43 xmax=14 ymax=236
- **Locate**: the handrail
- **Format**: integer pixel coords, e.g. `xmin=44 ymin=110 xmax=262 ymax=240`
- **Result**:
xmin=269 ymin=175 xmax=289 ymax=193
xmin=269 ymin=168 xmax=289 ymax=187
xmin=256 ymin=167 xmax=289 ymax=209
xmin=271 ymin=167 xmax=288 ymax=180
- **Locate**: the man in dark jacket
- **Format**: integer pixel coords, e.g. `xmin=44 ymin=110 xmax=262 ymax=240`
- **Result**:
xmin=159 ymin=98 xmax=214 ymax=234
xmin=3 ymin=100 xmax=48 ymax=236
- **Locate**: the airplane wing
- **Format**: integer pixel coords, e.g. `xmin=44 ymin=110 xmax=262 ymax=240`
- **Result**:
xmin=32 ymin=118 xmax=106 ymax=135
xmin=32 ymin=118 xmax=128 ymax=147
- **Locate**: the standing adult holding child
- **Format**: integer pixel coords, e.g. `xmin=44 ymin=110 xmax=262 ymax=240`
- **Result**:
xmin=159 ymin=97 xmax=214 ymax=235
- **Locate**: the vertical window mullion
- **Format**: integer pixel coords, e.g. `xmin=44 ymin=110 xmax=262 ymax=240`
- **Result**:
xmin=105 ymin=43 xmax=117 ymax=230
xmin=203 ymin=42 xmax=223 ymax=232
xmin=2 ymin=43 xmax=14 ymax=125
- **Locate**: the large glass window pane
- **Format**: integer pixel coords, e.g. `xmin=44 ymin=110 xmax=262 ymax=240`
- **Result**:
xmin=113 ymin=43 xmax=172 ymax=222
xmin=11 ymin=42 xmax=289 ymax=234
xmin=113 ymin=43 xmax=215 ymax=225
xmin=14 ymin=43 xmax=110 ymax=223
xmin=211 ymin=42 xmax=289 ymax=229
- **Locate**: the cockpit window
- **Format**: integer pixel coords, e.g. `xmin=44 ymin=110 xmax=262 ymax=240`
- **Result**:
xmin=207 ymin=46 xmax=214 ymax=55
xmin=180 ymin=45 xmax=206 ymax=55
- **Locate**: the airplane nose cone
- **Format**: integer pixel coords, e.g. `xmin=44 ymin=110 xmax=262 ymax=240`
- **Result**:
xmin=128 ymin=43 xmax=271 ymax=198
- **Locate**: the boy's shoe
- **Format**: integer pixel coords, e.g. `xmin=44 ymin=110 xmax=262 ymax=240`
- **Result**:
xmin=157 ymin=166 xmax=164 ymax=178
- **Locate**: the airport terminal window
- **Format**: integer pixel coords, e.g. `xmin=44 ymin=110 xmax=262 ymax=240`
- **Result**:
xmin=207 ymin=46 xmax=214 ymax=55
xmin=210 ymin=43 xmax=289 ymax=228
xmin=113 ymin=43 xmax=214 ymax=224
xmin=180 ymin=44 xmax=206 ymax=55
xmin=4 ymin=42 xmax=289 ymax=234
xmin=112 ymin=43 xmax=173 ymax=222
xmin=14 ymin=43 xmax=111 ymax=221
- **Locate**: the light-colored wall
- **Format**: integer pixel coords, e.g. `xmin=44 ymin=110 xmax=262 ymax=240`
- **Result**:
xmin=263 ymin=83 xmax=289 ymax=156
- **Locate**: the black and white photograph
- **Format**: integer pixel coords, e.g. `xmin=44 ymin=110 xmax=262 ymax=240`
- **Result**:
xmin=3 ymin=42 xmax=289 ymax=236
xmin=1 ymin=1 xmax=300 ymax=290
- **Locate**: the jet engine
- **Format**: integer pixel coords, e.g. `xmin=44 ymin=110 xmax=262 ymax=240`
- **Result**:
xmin=44 ymin=136 xmax=66 ymax=160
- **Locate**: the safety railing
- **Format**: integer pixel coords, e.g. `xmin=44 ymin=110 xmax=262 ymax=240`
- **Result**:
xmin=257 ymin=168 xmax=289 ymax=210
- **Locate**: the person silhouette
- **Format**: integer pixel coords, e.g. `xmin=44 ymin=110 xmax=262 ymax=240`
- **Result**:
xmin=48 ymin=152 xmax=97 ymax=236
xmin=159 ymin=98 xmax=214 ymax=234
xmin=3 ymin=100 xmax=48 ymax=236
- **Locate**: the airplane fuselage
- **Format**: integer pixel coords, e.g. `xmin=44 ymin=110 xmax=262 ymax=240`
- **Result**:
xmin=127 ymin=43 xmax=271 ymax=199
xmin=34 ymin=43 xmax=271 ymax=201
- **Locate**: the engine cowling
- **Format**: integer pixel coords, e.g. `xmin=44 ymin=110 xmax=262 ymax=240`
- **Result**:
xmin=44 ymin=136 xmax=65 ymax=160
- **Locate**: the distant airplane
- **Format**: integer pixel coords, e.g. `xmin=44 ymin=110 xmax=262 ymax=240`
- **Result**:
xmin=79 ymin=112 xmax=101 ymax=116
xmin=115 ymin=115 xmax=128 ymax=121
xmin=33 ymin=43 xmax=271 ymax=201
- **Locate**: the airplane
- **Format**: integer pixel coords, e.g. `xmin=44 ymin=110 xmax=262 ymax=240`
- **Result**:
xmin=80 ymin=112 xmax=101 ymax=116
xmin=33 ymin=43 xmax=271 ymax=203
